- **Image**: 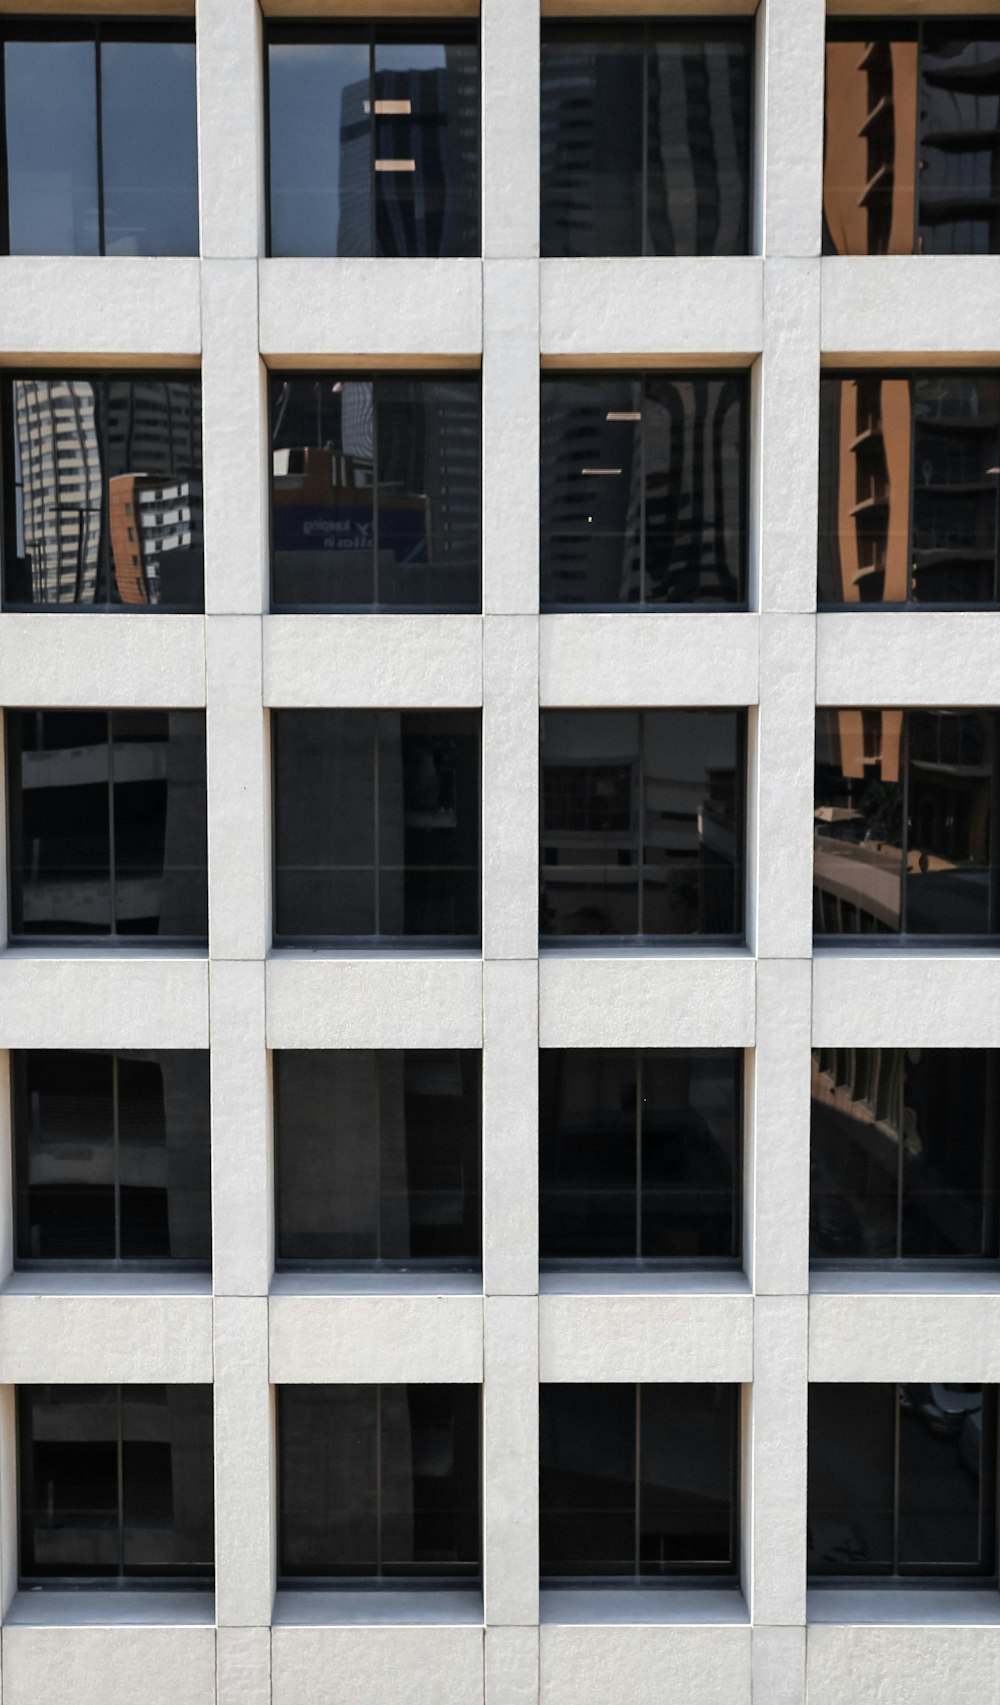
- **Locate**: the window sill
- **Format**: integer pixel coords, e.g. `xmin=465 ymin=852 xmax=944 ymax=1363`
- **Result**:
xmin=811 ymin=1269 xmax=1000 ymax=1297
xmin=273 ymin=1588 xmax=483 ymax=1627
xmin=2 ymin=942 xmax=208 ymax=961
xmin=267 ymin=944 xmax=481 ymax=961
xmin=271 ymin=1270 xmax=481 ymax=1297
xmin=539 ymin=942 xmax=752 ymax=960
xmin=808 ymin=1587 xmax=1000 ymax=1626
xmin=540 ymin=1269 xmax=749 ymax=1297
xmin=2 ymin=1271 xmax=212 ymax=1297
xmin=7 ymin=1589 xmax=214 ymax=1627
xmin=540 ymin=1586 xmax=748 ymax=1626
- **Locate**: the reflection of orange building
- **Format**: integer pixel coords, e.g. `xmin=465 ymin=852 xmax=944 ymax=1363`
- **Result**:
xmin=824 ymin=38 xmax=918 ymax=256
xmin=108 ymin=471 xmax=203 ymax=606
xmin=830 ymin=379 xmax=912 ymax=604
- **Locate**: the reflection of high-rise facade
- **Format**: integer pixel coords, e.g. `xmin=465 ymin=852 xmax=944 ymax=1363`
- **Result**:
xmin=14 ymin=380 xmax=102 ymax=604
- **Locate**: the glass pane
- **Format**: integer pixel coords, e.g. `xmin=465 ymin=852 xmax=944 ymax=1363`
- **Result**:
xmin=6 ymin=378 xmax=103 ymax=606
xmin=645 ymin=30 xmax=751 ymax=257
xmin=279 ymin=1385 xmax=379 ymax=1576
xmin=373 ymin=38 xmax=479 ymax=258
xmin=271 ymin=377 xmax=376 ymax=607
xmin=121 ymin=1385 xmax=214 ymax=1578
xmin=643 ymin=377 xmax=745 ymax=606
xmin=814 ymin=709 xmax=905 ymax=935
xmin=376 ymin=379 xmax=481 ymax=610
xmin=268 ymin=38 xmax=371 ymax=257
xmin=538 ymin=1050 xmax=638 ymax=1260
xmin=377 ymin=711 xmax=481 ymax=939
xmin=111 ymin=711 xmax=207 ymax=940
xmin=898 ymin=1384 xmax=994 ymax=1571
xmin=902 ymin=1050 xmax=998 ymax=1260
xmin=539 ymin=1383 xmax=636 ymax=1577
xmin=810 ymin=1047 xmax=900 ymax=1260
xmin=641 ymin=1051 xmax=739 ymax=1260
xmin=817 ymin=377 xmax=913 ymax=607
xmin=118 ymin=1052 xmax=211 ymax=1263
xmin=919 ymin=32 xmax=1000 ymax=257
xmin=19 ymin=1385 xmax=119 ymax=1578
xmin=275 ymin=1051 xmax=380 ymax=1262
xmin=103 ymin=380 xmax=204 ymax=609
xmin=539 ymin=377 xmax=643 ymax=608
xmin=273 ymin=711 xmax=378 ymax=938
xmin=541 ymin=710 xmax=641 ymax=938
xmin=823 ymin=34 xmax=919 ymax=256
xmin=906 ymin=710 xmax=996 ymax=937
xmin=380 ymin=1052 xmax=481 ymax=1263
xmin=641 ymin=710 xmax=743 ymax=937
xmin=8 ymin=710 xmax=112 ymax=936
xmin=911 ymin=375 xmax=1000 ymax=605
xmin=541 ymin=30 xmax=644 ymax=258
xmin=100 ymin=39 xmax=198 ymax=257
xmin=380 ymin=1385 xmax=480 ymax=1575
xmin=15 ymin=1051 xmax=115 ymax=1261
xmin=4 ymin=40 xmax=99 ymax=255
xmin=639 ymin=1384 xmax=736 ymax=1574
xmin=807 ymin=1383 xmax=895 ymax=1576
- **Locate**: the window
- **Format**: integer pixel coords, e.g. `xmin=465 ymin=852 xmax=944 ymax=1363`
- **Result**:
xmin=267 ymin=22 xmax=480 ymax=258
xmin=18 ymin=1384 xmax=214 ymax=1584
xmin=539 ymin=1383 xmax=739 ymax=1581
xmin=825 ymin=23 xmax=1000 ymax=256
xmin=540 ymin=710 xmax=746 ymax=943
xmin=13 ymin=1050 xmax=211 ymax=1268
xmin=1 ymin=21 xmax=197 ymax=257
xmin=272 ymin=710 xmax=480 ymax=945
xmin=2 ymin=373 xmax=204 ymax=610
xmin=814 ymin=709 xmax=1000 ymax=940
xmin=808 ymin=1383 xmax=997 ymax=1581
xmin=540 ymin=22 xmax=753 ymax=258
xmin=278 ymin=1384 xmax=480 ymax=1582
xmin=270 ymin=373 xmax=481 ymax=611
xmin=812 ymin=1048 xmax=1000 ymax=1265
xmin=540 ymin=373 xmax=748 ymax=609
xmin=818 ymin=373 xmax=1000 ymax=608
xmin=275 ymin=1050 xmax=481 ymax=1268
xmin=7 ymin=710 xmax=209 ymax=943
xmin=539 ymin=1049 xmax=742 ymax=1265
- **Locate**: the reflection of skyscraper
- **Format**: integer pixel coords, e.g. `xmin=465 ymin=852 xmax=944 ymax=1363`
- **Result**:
xmin=15 ymin=380 xmax=102 ymax=604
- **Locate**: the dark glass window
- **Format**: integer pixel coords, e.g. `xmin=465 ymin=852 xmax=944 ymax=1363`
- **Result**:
xmin=818 ymin=373 xmax=1000 ymax=608
xmin=7 ymin=709 xmax=208 ymax=943
xmin=541 ymin=22 xmax=752 ymax=259
xmin=13 ymin=1049 xmax=211 ymax=1268
xmin=1 ymin=23 xmax=198 ymax=257
xmin=825 ymin=23 xmax=1000 ymax=257
xmin=275 ymin=1050 xmax=481 ymax=1268
xmin=2 ymin=373 xmax=204 ymax=610
xmin=539 ymin=1049 xmax=741 ymax=1265
xmin=808 ymin=1383 xmax=997 ymax=1580
xmin=278 ymin=1384 xmax=480 ymax=1582
xmin=814 ymin=708 xmax=1000 ymax=940
xmin=812 ymin=1048 xmax=1000 ymax=1264
xmin=540 ymin=372 xmax=748 ymax=609
xmin=539 ymin=1383 xmax=738 ymax=1581
xmin=270 ymin=373 xmax=480 ymax=611
xmin=267 ymin=23 xmax=480 ymax=258
xmin=18 ymin=1383 xmax=214 ymax=1584
xmin=540 ymin=710 xmax=745 ymax=943
xmin=273 ymin=709 xmax=480 ymax=945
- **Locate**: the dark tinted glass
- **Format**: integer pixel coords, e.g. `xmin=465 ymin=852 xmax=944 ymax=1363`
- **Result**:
xmin=808 ymin=1383 xmax=997 ymax=1579
xmin=278 ymin=1384 xmax=481 ymax=1580
xmin=275 ymin=1049 xmax=481 ymax=1266
xmin=539 ymin=1049 xmax=740 ymax=1263
xmin=539 ymin=1383 xmax=738 ymax=1579
xmin=273 ymin=709 xmax=481 ymax=944
xmin=13 ymin=1050 xmax=211 ymax=1267
xmin=271 ymin=374 xmax=481 ymax=610
xmin=2 ymin=26 xmax=197 ymax=258
xmin=811 ymin=1048 xmax=1000 ymax=1263
xmin=19 ymin=1384 xmax=214 ymax=1583
xmin=541 ymin=23 xmax=752 ymax=258
xmin=7 ymin=710 xmax=208 ymax=941
xmin=3 ymin=374 xmax=204 ymax=609
xmin=267 ymin=26 xmax=480 ymax=258
xmin=540 ymin=374 xmax=747 ymax=608
xmin=818 ymin=374 xmax=1000 ymax=608
xmin=814 ymin=709 xmax=1000 ymax=939
xmin=824 ymin=25 xmax=1000 ymax=256
xmin=540 ymin=709 xmax=745 ymax=941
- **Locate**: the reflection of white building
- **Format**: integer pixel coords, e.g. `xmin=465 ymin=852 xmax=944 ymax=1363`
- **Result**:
xmin=15 ymin=379 xmax=102 ymax=604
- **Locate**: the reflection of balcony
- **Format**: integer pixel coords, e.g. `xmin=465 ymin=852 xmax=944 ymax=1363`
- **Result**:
xmin=849 ymin=493 xmax=889 ymax=518
xmin=814 ymin=832 xmax=903 ymax=931
xmin=860 ymin=94 xmax=893 ymax=138
xmin=848 ymin=426 xmax=884 ymax=453
xmin=859 ymin=162 xmax=893 ymax=210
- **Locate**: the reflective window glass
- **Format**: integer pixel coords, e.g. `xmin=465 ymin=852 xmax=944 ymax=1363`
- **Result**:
xmin=540 ymin=709 xmax=745 ymax=942
xmin=100 ymin=37 xmax=199 ymax=258
xmin=4 ymin=39 xmax=99 ymax=255
xmin=272 ymin=709 xmax=481 ymax=945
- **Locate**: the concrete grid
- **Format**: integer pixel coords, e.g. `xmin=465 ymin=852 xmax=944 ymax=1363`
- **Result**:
xmin=0 ymin=0 xmax=998 ymax=1701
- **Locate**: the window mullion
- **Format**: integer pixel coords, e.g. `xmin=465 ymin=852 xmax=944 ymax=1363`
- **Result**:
xmin=112 ymin=1053 xmax=121 ymax=1267
xmin=634 ymin=1383 xmax=642 ymax=1579
xmin=95 ymin=30 xmax=106 ymax=257
xmin=116 ymin=1384 xmax=125 ymax=1581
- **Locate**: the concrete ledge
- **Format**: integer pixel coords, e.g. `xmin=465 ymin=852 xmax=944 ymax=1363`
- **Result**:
xmin=265 ymin=954 xmax=483 ymax=1048
xmin=0 ymin=952 xmax=209 ymax=1049
xmin=264 ymin=616 xmax=483 ymax=708
xmin=821 ymin=257 xmax=1000 ymax=360
xmin=0 ymin=615 xmax=206 ymax=708
xmin=809 ymin=1292 xmax=1000 ymax=1383
xmin=0 ymin=258 xmax=202 ymax=361
xmin=806 ymin=1624 xmax=1000 ymax=1705
xmin=540 ymin=614 xmax=758 ymax=707
xmin=816 ymin=614 xmax=1000 ymax=707
xmin=540 ymin=259 xmax=763 ymax=360
xmin=259 ymin=260 xmax=483 ymax=360
xmin=2 ymin=1625 xmax=216 ymax=1705
xmin=0 ymin=1291 xmax=213 ymax=1383
xmin=269 ymin=1293 xmax=483 ymax=1384
xmin=271 ymin=1624 xmax=485 ymax=1705
xmin=539 ymin=1623 xmax=751 ymax=1705
xmin=812 ymin=954 xmax=1000 ymax=1049
xmin=539 ymin=1292 xmax=752 ymax=1383
xmin=539 ymin=952 xmax=755 ymax=1049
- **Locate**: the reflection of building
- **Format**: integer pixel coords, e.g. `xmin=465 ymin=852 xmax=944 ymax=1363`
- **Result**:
xmin=108 ymin=472 xmax=203 ymax=605
xmin=14 ymin=380 xmax=102 ymax=604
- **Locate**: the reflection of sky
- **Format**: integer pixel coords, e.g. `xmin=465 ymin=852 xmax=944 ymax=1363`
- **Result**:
xmin=269 ymin=43 xmax=368 ymax=204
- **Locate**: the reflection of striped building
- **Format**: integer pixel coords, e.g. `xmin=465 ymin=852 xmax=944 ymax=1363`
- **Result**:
xmin=15 ymin=379 xmax=102 ymax=605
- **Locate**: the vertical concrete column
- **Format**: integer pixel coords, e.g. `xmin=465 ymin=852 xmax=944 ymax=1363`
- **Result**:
xmin=483 ymin=1297 xmax=539 ymax=1630
xmin=196 ymin=0 xmax=266 ymax=261
xmin=482 ymin=0 xmax=539 ymax=262
xmin=201 ymin=262 xmax=268 ymax=617
xmin=747 ymin=1296 xmax=809 ymax=1638
xmin=213 ymin=1297 xmax=276 ymax=1638
xmin=759 ymin=0 xmax=826 ymax=261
